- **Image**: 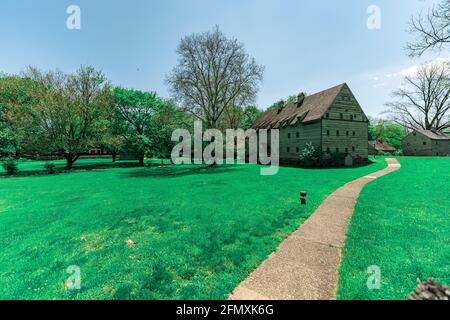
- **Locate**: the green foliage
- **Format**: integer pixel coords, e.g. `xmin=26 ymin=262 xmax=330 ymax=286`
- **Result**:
xmin=368 ymin=119 xmax=405 ymax=150
xmin=2 ymin=159 xmax=18 ymax=175
xmin=0 ymin=158 xmax=385 ymax=299
xmin=0 ymin=75 xmax=36 ymax=156
xmin=113 ymin=88 xmax=187 ymax=162
xmin=339 ymin=158 xmax=450 ymax=300
xmin=299 ymin=143 xmax=321 ymax=167
xmin=44 ymin=162 xmax=56 ymax=174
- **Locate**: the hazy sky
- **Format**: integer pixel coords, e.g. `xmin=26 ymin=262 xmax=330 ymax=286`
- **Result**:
xmin=0 ymin=0 xmax=446 ymax=117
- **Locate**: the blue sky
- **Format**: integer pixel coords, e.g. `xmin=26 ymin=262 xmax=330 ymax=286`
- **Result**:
xmin=0 ymin=0 xmax=445 ymax=117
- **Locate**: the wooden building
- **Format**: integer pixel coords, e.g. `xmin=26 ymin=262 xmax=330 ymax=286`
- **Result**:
xmin=402 ymin=130 xmax=450 ymax=156
xmin=252 ymin=83 xmax=369 ymax=163
xmin=368 ymin=140 xmax=396 ymax=155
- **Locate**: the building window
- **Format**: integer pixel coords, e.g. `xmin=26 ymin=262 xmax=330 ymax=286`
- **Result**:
xmin=296 ymin=147 xmax=300 ymax=153
xmin=345 ymin=148 xmax=348 ymax=153
xmin=336 ymin=148 xmax=339 ymax=153
xmin=326 ymin=113 xmax=330 ymax=118
xmin=346 ymin=131 xmax=349 ymax=136
xmin=423 ymin=141 xmax=427 ymax=145
xmin=352 ymin=146 xmax=355 ymax=152
xmin=288 ymin=133 xmax=291 ymax=139
xmin=327 ymin=130 xmax=330 ymax=136
xmin=296 ymin=132 xmax=300 ymax=138
xmin=352 ymin=131 xmax=356 ymax=136
xmin=287 ymin=147 xmax=290 ymax=152
xmin=340 ymin=113 xmax=343 ymax=119
xmin=326 ymin=147 xmax=330 ymax=153
xmin=336 ymin=130 xmax=340 ymax=136
xmin=350 ymin=115 xmax=354 ymax=120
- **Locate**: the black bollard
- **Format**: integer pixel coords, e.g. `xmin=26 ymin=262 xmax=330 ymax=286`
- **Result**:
xmin=300 ymin=191 xmax=307 ymax=205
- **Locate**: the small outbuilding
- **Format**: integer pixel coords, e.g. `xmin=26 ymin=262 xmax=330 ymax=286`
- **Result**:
xmin=402 ymin=130 xmax=450 ymax=156
xmin=368 ymin=140 xmax=396 ymax=155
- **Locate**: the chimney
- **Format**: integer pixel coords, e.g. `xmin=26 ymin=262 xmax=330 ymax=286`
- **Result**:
xmin=277 ymin=100 xmax=285 ymax=114
xmin=297 ymin=93 xmax=305 ymax=107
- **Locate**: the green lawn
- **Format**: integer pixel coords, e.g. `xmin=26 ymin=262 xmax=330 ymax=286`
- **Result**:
xmin=0 ymin=158 xmax=386 ymax=300
xmin=338 ymin=157 xmax=450 ymax=300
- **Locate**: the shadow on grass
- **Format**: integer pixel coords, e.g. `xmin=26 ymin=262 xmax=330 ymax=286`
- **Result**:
xmin=121 ymin=164 xmax=242 ymax=179
xmin=279 ymin=159 xmax=379 ymax=170
xmin=0 ymin=161 xmax=143 ymax=178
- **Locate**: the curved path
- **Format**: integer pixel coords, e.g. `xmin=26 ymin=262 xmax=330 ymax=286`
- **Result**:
xmin=230 ymin=158 xmax=401 ymax=300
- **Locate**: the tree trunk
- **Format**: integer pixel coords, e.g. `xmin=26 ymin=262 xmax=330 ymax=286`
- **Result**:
xmin=138 ymin=153 xmax=145 ymax=166
xmin=112 ymin=153 xmax=117 ymax=163
xmin=65 ymin=154 xmax=79 ymax=170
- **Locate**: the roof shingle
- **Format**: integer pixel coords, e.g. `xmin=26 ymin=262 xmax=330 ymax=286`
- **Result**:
xmin=252 ymin=83 xmax=347 ymax=129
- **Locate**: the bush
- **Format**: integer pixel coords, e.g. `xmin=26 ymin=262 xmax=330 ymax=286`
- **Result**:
xmin=2 ymin=159 xmax=18 ymax=175
xmin=299 ymin=143 xmax=321 ymax=167
xmin=321 ymin=152 xmax=343 ymax=167
xmin=44 ymin=162 xmax=56 ymax=174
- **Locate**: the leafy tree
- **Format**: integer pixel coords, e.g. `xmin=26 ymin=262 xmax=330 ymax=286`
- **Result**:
xmin=113 ymin=87 xmax=164 ymax=165
xmin=20 ymin=66 xmax=113 ymax=169
xmin=0 ymin=75 xmax=35 ymax=157
xmin=368 ymin=118 xmax=406 ymax=150
xmin=241 ymin=106 xmax=262 ymax=130
xmin=167 ymin=26 xmax=264 ymax=129
xmin=219 ymin=105 xmax=261 ymax=130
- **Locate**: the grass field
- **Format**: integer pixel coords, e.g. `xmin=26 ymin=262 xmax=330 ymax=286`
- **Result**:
xmin=338 ymin=157 xmax=450 ymax=300
xmin=0 ymin=158 xmax=386 ymax=299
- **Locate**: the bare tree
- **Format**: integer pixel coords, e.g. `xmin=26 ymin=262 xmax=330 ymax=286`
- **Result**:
xmin=407 ymin=0 xmax=450 ymax=57
xmin=384 ymin=61 xmax=450 ymax=131
xmin=167 ymin=26 xmax=264 ymax=129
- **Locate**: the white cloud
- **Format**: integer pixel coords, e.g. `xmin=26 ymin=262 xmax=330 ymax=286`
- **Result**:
xmin=373 ymin=82 xmax=386 ymax=88
xmin=399 ymin=57 xmax=450 ymax=77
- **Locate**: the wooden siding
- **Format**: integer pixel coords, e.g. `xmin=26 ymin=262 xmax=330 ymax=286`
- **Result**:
xmin=320 ymin=87 xmax=368 ymax=158
xmin=278 ymin=122 xmax=321 ymax=160
xmin=322 ymin=119 xmax=368 ymax=158
xmin=403 ymin=132 xmax=450 ymax=156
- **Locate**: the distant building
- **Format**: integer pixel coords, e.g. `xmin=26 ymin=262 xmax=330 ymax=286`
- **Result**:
xmin=252 ymin=83 xmax=369 ymax=163
xmin=402 ymin=130 xmax=450 ymax=156
xmin=368 ymin=140 xmax=396 ymax=155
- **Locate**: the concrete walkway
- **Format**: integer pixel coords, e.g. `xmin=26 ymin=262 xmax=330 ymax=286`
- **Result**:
xmin=230 ymin=158 xmax=401 ymax=300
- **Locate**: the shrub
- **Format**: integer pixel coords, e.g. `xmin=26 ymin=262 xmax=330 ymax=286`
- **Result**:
xmin=44 ymin=162 xmax=56 ymax=174
xmin=2 ymin=159 xmax=18 ymax=175
xmin=321 ymin=152 xmax=343 ymax=167
xmin=299 ymin=143 xmax=321 ymax=167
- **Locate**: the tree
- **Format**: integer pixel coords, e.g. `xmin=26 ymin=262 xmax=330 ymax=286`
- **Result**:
xmin=219 ymin=105 xmax=261 ymax=130
xmin=0 ymin=75 xmax=34 ymax=157
xmin=368 ymin=118 xmax=406 ymax=150
xmin=407 ymin=0 xmax=450 ymax=57
xmin=384 ymin=61 xmax=450 ymax=131
xmin=113 ymin=87 xmax=164 ymax=165
xmin=20 ymin=66 xmax=113 ymax=169
xmin=167 ymin=26 xmax=264 ymax=129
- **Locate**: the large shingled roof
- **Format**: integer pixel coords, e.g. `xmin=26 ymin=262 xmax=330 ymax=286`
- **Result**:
xmin=368 ymin=140 xmax=396 ymax=151
xmin=252 ymin=83 xmax=347 ymax=129
xmin=417 ymin=130 xmax=450 ymax=140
